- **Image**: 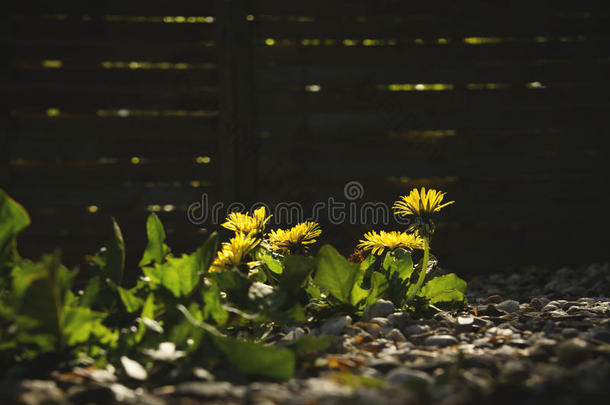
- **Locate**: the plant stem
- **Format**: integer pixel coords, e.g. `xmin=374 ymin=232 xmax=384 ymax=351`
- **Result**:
xmin=407 ymin=236 xmax=429 ymax=302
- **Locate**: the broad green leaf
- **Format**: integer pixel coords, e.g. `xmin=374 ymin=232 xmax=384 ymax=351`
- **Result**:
xmin=170 ymin=303 xmax=205 ymax=351
xmin=280 ymin=255 xmax=314 ymax=294
xmin=285 ymin=336 xmax=331 ymax=357
xmin=138 ymin=213 xmax=170 ymax=267
xmin=11 ymin=254 xmax=71 ymax=338
xmin=212 ymin=335 xmax=295 ymax=380
xmin=261 ymin=252 xmax=283 ymax=274
xmin=0 ymin=189 xmax=30 ymax=266
xmin=211 ymin=270 xmax=252 ymax=308
xmin=193 ymin=232 xmax=218 ymax=273
xmin=314 ymin=245 xmax=362 ymax=305
xmin=420 ymin=273 xmax=467 ymax=304
xmin=383 ymin=251 xmax=414 ymax=282
xmin=118 ymin=287 xmax=145 ymax=313
xmin=98 ymin=219 xmax=125 ymax=285
xmin=62 ymin=307 xmax=107 ymax=346
xmin=202 ymin=284 xmax=228 ymax=326
xmin=359 ymin=254 xmax=376 ymax=272
xmin=159 ymin=234 xmax=218 ymax=297
xmin=136 ymin=293 xmax=155 ymax=343
xmin=365 ymin=271 xmax=390 ymax=307
xmin=80 ymin=276 xmax=101 ymax=307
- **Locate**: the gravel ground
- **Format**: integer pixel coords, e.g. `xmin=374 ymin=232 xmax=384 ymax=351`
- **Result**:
xmin=2 ymin=263 xmax=609 ymax=405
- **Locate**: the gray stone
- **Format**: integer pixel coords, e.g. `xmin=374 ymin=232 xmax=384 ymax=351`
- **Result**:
xmin=174 ymin=382 xmax=246 ymax=399
xmin=423 ymin=334 xmax=458 ymax=347
xmin=556 ymin=338 xmax=591 ymax=364
xmin=386 ymin=328 xmax=407 ymax=342
xmin=387 ymin=312 xmax=410 ymax=329
xmin=590 ymin=328 xmax=610 ymax=343
xmin=321 ymin=315 xmax=352 ymax=335
xmin=363 ymin=299 xmax=395 ymax=320
xmin=561 ymin=328 xmax=580 ymax=339
xmin=11 ymin=380 xmax=66 ymax=405
xmin=403 ymin=324 xmax=430 ymax=336
xmin=368 ymin=357 xmax=401 ymax=373
xmin=386 ymin=367 xmax=434 ymax=385
xmin=369 ymin=317 xmax=393 ymax=329
xmin=496 ymin=299 xmax=520 ymax=314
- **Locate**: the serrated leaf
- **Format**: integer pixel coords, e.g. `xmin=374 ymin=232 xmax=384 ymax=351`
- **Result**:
xmin=202 ymin=284 xmax=228 ymax=326
xmin=212 ymin=335 xmax=295 ymax=380
xmin=314 ymin=245 xmax=362 ymax=305
xmin=98 ymin=219 xmax=125 ymax=285
xmin=261 ymin=252 xmax=283 ymax=274
xmin=117 ymin=287 xmax=145 ymax=313
xmin=138 ymin=213 xmax=170 ymax=267
xmin=280 ymin=255 xmax=314 ymax=294
xmin=80 ymin=276 xmax=101 ymax=307
xmin=62 ymin=307 xmax=109 ymax=346
xmin=135 ymin=293 xmax=155 ymax=343
xmin=365 ymin=271 xmax=390 ymax=307
xmin=420 ymin=273 xmax=467 ymax=304
xmin=0 ymin=189 xmax=30 ymax=267
xmin=382 ymin=251 xmax=414 ymax=282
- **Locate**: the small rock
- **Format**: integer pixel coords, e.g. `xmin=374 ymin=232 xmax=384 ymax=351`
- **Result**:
xmin=496 ymin=300 xmax=520 ymax=314
xmin=483 ymin=294 xmax=502 ymax=304
xmin=456 ymin=315 xmax=474 ymax=333
xmin=12 ymin=380 xmax=66 ymax=405
xmin=174 ymin=382 xmax=245 ymax=399
xmin=387 ymin=312 xmax=410 ymax=329
xmin=561 ymin=328 xmax=580 ymax=339
xmin=590 ymin=328 xmax=610 ymax=344
xmin=67 ymin=385 xmax=114 ymax=405
xmin=403 ymin=324 xmax=430 ymax=336
xmin=368 ymin=357 xmax=401 ymax=373
xmin=363 ymin=299 xmax=395 ymax=320
xmin=386 ymin=367 xmax=433 ymax=385
xmin=282 ymin=327 xmax=306 ymax=341
xmin=192 ymin=367 xmax=215 ymax=381
xmin=321 ymin=315 xmax=352 ymax=335
xmin=423 ymin=334 xmax=458 ymax=347
xmin=556 ymin=338 xmax=591 ymax=364
xmin=386 ymin=328 xmax=407 ymax=342
xmin=120 ymin=356 xmax=148 ymax=381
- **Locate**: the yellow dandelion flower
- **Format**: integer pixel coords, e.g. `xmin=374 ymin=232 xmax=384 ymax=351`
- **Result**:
xmin=221 ymin=206 xmax=271 ymax=235
xmin=209 ymin=232 xmax=260 ymax=272
xmin=268 ymin=221 xmax=322 ymax=253
xmin=393 ymin=187 xmax=454 ymax=218
xmin=357 ymin=230 xmax=424 ymax=256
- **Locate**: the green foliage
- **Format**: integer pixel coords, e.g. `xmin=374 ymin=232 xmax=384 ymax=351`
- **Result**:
xmin=0 ymin=190 xmax=30 ymax=270
xmin=0 ymin=189 xmax=466 ymax=381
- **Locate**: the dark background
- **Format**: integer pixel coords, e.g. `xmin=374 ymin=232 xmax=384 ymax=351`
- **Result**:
xmin=1 ymin=0 xmax=609 ymax=275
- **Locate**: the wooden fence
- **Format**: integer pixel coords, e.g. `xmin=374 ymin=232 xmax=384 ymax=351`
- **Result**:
xmin=2 ymin=0 xmax=609 ymax=273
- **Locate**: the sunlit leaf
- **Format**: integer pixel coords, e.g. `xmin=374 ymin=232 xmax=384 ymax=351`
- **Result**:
xmin=202 ymin=284 xmax=228 ymax=326
xmin=420 ymin=273 xmax=467 ymax=304
xmin=138 ymin=213 xmax=171 ymax=267
xmin=280 ymin=255 xmax=314 ymax=294
xmin=0 ymin=189 xmax=30 ymax=267
xmin=117 ymin=287 xmax=145 ymax=313
xmin=314 ymin=245 xmax=362 ymax=305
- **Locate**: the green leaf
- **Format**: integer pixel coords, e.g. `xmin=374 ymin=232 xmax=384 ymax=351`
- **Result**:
xmin=261 ymin=252 xmax=283 ymax=274
xmin=11 ymin=254 xmax=71 ymax=339
xmin=202 ymin=284 xmax=228 ymax=326
xmin=117 ymin=287 xmax=145 ymax=313
xmin=98 ymin=219 xmax=125 ymax=285
xmin=159 ymin=234 xmax=218 ymax=297
xmin=285 ymin=336 xmax=331 ymax=357
xmin=138 ymin=213 xmax=170 ymax=267
xmin=135 ymin=293 xmax=156 ymax=343
xmin=211 ymin=270 xmax=252 ymax=308
xmin=359 ymin=254 xmax=376 ymax=272
xmin=420 ymin=273 xmax=467 ymax=304
xmin=365 ymin=271 xmax=390 ymax=307
xmin=212 ymin=335 xmax=295 ymax=380
xmin=280 ymin=255 xmax=314 ymax=294
xmin=62 ymin=307 xmax=108 ymax=346
xmin=80 ymin=276 xmax=101 ymax=307
xmin=193 ymin=232 xmax=218 ymax=274
xmin=383 ymin=251 xmax=414 ymax=282
xmin=314 ymin=245 xmax=362 ymax=305
xmin=0 ymin=189 xmax=30 ymax=267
